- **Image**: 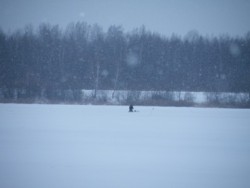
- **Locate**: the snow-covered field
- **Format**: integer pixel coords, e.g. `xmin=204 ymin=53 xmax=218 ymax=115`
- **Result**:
xmin=0 ymin=104 xmax=250 ymax=188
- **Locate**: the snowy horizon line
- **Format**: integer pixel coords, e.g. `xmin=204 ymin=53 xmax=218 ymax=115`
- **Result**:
xmin=1 ymin=21 xmax=250 ymax=39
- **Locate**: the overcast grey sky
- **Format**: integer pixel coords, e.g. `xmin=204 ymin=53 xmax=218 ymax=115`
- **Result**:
xmin=1 ymin=0 xmax=250 ymax=37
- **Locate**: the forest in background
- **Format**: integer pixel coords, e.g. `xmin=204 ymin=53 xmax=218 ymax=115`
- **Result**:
xmin=0 ymin=22 xmax=250 ymax=105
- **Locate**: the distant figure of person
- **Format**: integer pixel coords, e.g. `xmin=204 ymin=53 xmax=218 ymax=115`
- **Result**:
xmin=129 ymin=104 xmax=134 ymax=112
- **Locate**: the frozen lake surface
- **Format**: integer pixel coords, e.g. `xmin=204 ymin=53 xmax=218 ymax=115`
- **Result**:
xmin=0 ymin=104 xmax=250 ymax=188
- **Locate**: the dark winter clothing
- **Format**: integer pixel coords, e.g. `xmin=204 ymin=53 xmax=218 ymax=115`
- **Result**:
xmin=129 ymin=105 xmax=134 ymax=112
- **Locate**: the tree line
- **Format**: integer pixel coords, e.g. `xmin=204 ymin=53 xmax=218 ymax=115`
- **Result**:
xmin=0 ymin=22 xmax=250 ymax=102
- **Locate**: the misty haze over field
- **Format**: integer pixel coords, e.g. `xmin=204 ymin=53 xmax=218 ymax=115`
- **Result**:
xmin=1 ymin=1 xmax=250 ymax=188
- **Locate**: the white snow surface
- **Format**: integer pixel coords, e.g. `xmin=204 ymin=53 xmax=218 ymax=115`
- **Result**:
xmin=0 ymin=104 xmax=250 ymax=188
